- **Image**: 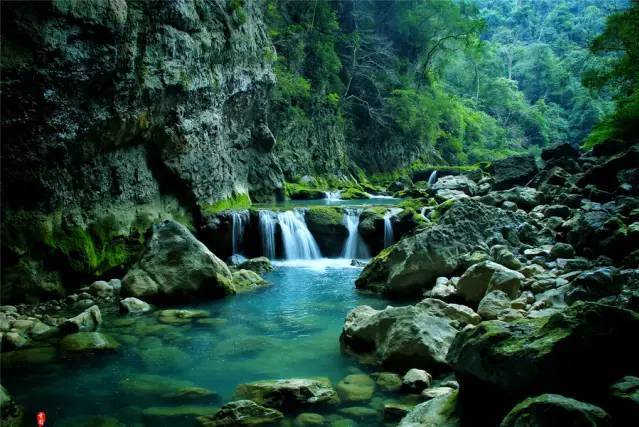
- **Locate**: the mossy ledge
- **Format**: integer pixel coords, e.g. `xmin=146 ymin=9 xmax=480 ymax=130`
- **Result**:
xmin=201 ymin=193 xmax=252 ymax=214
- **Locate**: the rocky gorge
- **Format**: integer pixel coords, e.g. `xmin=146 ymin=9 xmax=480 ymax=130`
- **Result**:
xmin=2 ymin=0 xmax=639 ymax=426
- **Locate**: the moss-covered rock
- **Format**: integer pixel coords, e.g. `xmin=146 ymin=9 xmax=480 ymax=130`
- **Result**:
xmin=59 ymin=332 xmax=119 ymax=355
xmin=232 ymin=269 xmax=268 ymax=293
xmin=234 ymin=378 xmax=340 ymax=409
xmin=197 ymin=400 xmax=284 ymax=426
xmin=500 ymin=394 xmax=611 ymax=427
xmin=305 ymin=207 xmax=348 ymax=257
xmin=202 ymin=193 xmax=252 ymax=214
xmin=340 ymin=187 xmax=370 ymax=200
xmin=286 ymin=183 xmax=326 ymax=200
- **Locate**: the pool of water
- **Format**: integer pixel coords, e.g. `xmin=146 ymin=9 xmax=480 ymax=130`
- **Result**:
xmin=3 ymin=259 xmax=395 ymax=426
xmin=254 ymin=197 xmax=400 ymax=209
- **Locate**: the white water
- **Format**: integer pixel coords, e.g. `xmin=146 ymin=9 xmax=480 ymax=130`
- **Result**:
xmin=231 ymin=210 xmax=250 ymax=254
xmin=341 ymin=209 xmax=371 ymax=259
xmin=428 ymin=170 xmax=438 ymax=186
xmin=277 ymin=210 xmax=322 ymax=260
xmin=368 ymin=194 xmax=396 ymax=199
xmin=259 ymin=210 xmax=277 ymax=259
xmin=272 ymin=258 xmax=362 ymax=270
xmin=325 ymin=190 xmax=342 ymax=201
xmin=383 ymin=208 xmax=403 ymax=248
xmin=420 ymin=206 xmax=428 ymax=219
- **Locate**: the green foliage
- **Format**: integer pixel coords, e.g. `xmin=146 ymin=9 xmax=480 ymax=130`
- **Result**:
xmin=202 ymin=193 xmax=252 ymax=214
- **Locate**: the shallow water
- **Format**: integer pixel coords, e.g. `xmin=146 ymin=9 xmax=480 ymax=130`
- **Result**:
xmin=3 ymin=259 xmax=396 ymax=426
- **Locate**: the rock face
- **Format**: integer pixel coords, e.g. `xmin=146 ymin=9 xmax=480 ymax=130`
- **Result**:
xmin=122 ymin=221 xmax=234 ymax=303
xmin=399 ymin=389 xmax=459 ymax=427
xmin=447 ymin=302 xmax=639 ymax=422
xmin=357 ymin=199 xmax=535 ymax=298
xmin=500 ymin=394 xmax=611 ymax=427
xmin=456 ymin=261 xmax=524 ymax=303
xmin=340 ymin=298 xmax=480 ymax=372
xmin=0 ymin=0 xmax=283 ymax=299
xmin=304 ymin=207 xmax=348 ymax=257
xmin=234 ymin=378 xmax=340 ymax=409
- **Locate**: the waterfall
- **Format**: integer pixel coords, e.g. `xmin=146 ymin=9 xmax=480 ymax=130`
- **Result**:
xmin=325 ymin=190 xmax=342 ymax=201
xmin=427 ymin=170 xmax=438 ymax=186
xmin=383 ymin=208 xmax=403 ymax=248
xmin=277 ymin=210 xmax=321 ymax=260
xmin=231 ymin=210 xmax=250 ymax=255
xmin=341 ymin=209 xmax=370 ymax=259
xmin=420 ymin=206 xmax=428 ymax=219
xmin=259 ymin=210 xmax=277 ymax=259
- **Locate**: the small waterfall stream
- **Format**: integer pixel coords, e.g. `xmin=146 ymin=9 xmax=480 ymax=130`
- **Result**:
xmin=428 ymin=170 xmax=438 ymax=186
xmin=277 ymin=210 xmax=322 ymax=260
xmin=231 ymin=210 xmax=250 ymax=255
xmin=258 ymin=210 xmax=277 ymax=259
xmin=383 ymin=208 xmax=403 ymax=248
xmin=325 ymin=190 xmax=342 ymax=201
xmin=341 ymin=209 xmax=370 ymax=259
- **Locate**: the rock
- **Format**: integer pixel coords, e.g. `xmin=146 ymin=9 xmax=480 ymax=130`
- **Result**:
xmin=491 ymin=245 xmax=522 ymax=270
xmin=1 ymin=347 xmax=56 ymax=370
xmin=1 ymin=332 xmax=28 ymax=350
xmin=457 ymin=261 xmax=524 ymax=303
xmin=551 ymin=242 xmax=575 ymax=259
xmin=119 ymin=297 xmax=151 ymax=314
xmin=402 ymin=369 xmax=432 ymax=392
xmin=481 ymin=187 xmax=541 ymax=210
xmin=565 ymin=267 xmax=621 ymax=305
xmin=477 ymin=290 xmax=511 ymax=320
xmin=60 ymin=305 xmax=102 ymax=334
xmin=424 ymin=277 xmax=457 ymax=300
xmin=579 ymin=145 xmax=639 ymax=192
xmin=336 ymin=374 xmax=376 ymax=402
xmin=340 ymin=299 xmax=479 ymax=372
xmin=500 ymin=394 xmax=611 ymax=427
xmin=375 ymin=372 xmax=403 ymax=392
xmin=237 ymin=257 xmax=273 ymax=273
xmin=122 ymin=221 xmax=234 ymax=303
xmin=234 ymin=378 xmax=340 ymax=409
xmin=490 ymin=154 xmax=538 ymax=190
xmin=88 ymin=280 xmax=114 ymax=298
xmin=432 ymin=175 xmax=478 ymax=196
xmin=337 ymin=406 xmax=379 ymax=421
xmin=0 ymin=385 xmax=23 ymax=427
xmin=608 ymin=376 xmax=639 ymax=423
xmin=304 ymin=207 xmax=348 ymax=257
xmin=156 ymin=309 xmax=210 ymax=325
xmin=384 ymin=403 xmax=413 ymax=422
xmin=399 ymin=389 xmax=459 ymax=427
xmin=541 ymin=142 xmax=580 ymax=161
xmin=421 ymin=387 xmax=455 ymax=401
xmin=231 ymin=269 xmax=268 ymax=293
xmin=196 ymin=400 xmax=283 ymax=426
xmin=142 ymin=405 xmax=220 ymax=423
xmin=357 ymin=199 xmax=535 ymax=298
xmin=59 ymin=332 xmax=119 ymax=354
xmin=119 ymin=374 xmax=214 ymax=401
xmin=447 ymin=302 xmax=639 ymax=422
xmin=294 ymin=413 xmax=326 ymax=426
xmin=58 ymin=416 xmax=125 ymax=427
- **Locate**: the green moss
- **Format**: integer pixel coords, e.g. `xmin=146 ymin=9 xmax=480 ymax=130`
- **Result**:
xmin=430 ymin=199 xmax=456 ymax=222
xmin=399 ymin=198 xmax=425 ymax=211
xmin=305 ymin=207 xmax=344 ymax=226
xmin=340 ymin=187 xmax=370 ymax=200
xmin=285 ymin=183 xmax=326 ymax=200
xmin=202 ymin=193 xmax=252 ymax=214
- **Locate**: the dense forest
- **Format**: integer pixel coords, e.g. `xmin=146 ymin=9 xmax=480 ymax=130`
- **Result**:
xmin=266 ymin=0 xmax=634 ymax=176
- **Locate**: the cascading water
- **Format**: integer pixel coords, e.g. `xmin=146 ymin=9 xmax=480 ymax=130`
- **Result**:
xmin=383 ymin=208 xmax=403 ymax=248
xmin=277 ymin=210 xmax=322 ymax=260
xmin=325 ymin=190 xmax=342 ymax=201
xmin=258 ymin=210 xmax=277 ymax=259
xmin=341 ymin=209 xmax=370 ymax=259
xmin=427 ymin=170 xmax=438 ymax=186
xmin=231 ymin=210 xmax=250 ymax=254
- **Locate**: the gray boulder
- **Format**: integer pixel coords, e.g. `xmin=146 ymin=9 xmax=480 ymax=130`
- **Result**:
xmin=119 ymin=297 xmax=151 ymax=314
xmin=122 ymin=221 xmax=234 ymax=303
xmin=234 ymin=378 xmax=339 ymax=409
xmin=432 ymin=175 xmax=478 ymax=196
xmin=399 ymin=389 xmax=459 ymax=427
xmin=60 ymin=305 xmax=102 ymax=334
xmin=490 ymin=154 xmax=538 ymax=190
xmin=457 ymin=261 xmax=524 ymax=303
xmin=341 ymin=298 xmax=479 ymax=372
xmin=477 ymin=290 xmax=511 ymax=320
xmin=197 ymin=400 xmax=283 ymax=426
xmin=357 ymin=199 xmax=535 ymax=298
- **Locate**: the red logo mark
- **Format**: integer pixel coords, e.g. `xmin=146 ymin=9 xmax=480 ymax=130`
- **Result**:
xmin=37 ymin=411 xmax=46 ymax=426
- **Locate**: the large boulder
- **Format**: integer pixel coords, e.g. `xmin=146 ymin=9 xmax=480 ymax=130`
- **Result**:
xmin=608 ymin=376 xmax=639 ymax=423
xmin=500 ymin=394 xmax=611 ymax=427
xmin=60 ymin=305 xmax=102 ymax=334
xmin=432 ymin=175 xmax=478 ymax=196
xmin=480 ymin=187 xmax=541 ymax=210
xmin=122 ymin=221 xmax=234 ymax=303
xmin=578 ymin=145 xmax=639 ymax=192
xmin=447 ymin=302 xmax=639 ymax=422
xmin=356 ymin=199 xmax=535 ymax=298
xmin=399 ymin=389 xmax=460 ymax=427
xmin=197 ymin=400 xmax=283 ymax=426
xmin=234 ymin=378 xmax=339 ymax=409
xmin=59 ymin=332 xmax=119 ymax=355
xmin=340 ymin=298 xmax=480 ymax=372
xmin=490 ymin=154 xmax=538 ymax=190
xmin=456 ymin=261 xmax=524 ymax=303
xmin=304 ymin=207 xmax=348 ymax=257
xmin=541 ymin=142 xmax=580 ymax=162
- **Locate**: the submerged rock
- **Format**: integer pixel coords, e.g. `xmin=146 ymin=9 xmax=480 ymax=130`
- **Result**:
xmin=447 ymin=302 xmax=639 ymax=422
xmin=500 ymin=394 xmax=611 ymax=427
xmin=231 ymin=269 xmax=268 ymax=293
xmin=119 ymin=297 xmax=151 ymax=314
xmin=237 ymin=257 xmax=273 ymax=274
xmin=197 ymin=400 xmax=283 ymax=426
xmin=336 ymin=374 xmax=376 ymax=402
xmin=0 ymin=385 xmax=23 ymax=427
xmin=142 ymin=405 xmax=219 ymax=423
xmin=122 ymin=221 xmax=234 ymax=303
xmin=59 ymin=332 xmax=119 ymax=355
xmin=58 ymin=416 xmax=125 ymax=427
xmin=341 ymin=299 xmax=479 ymax=372
xmin=234 ymin=378 xmax=340 ymax=409
xmin=357 ymin=199 xmax=534 ymax=298
xmin=374 ymin=372 xmax=403 ymax=391
xmin=402 ymin=369 xmax=432 ymax=392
